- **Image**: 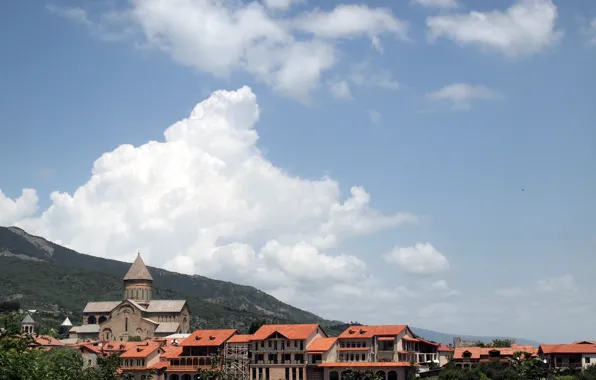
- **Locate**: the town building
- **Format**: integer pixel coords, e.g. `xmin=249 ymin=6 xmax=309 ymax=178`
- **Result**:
xmin=21 ymin=312 xmax=35 ymax=334
xmin=249 ymin=324 xmax=327 ymax=380
xmin=538 ymin=342 xmax=596 ymax=370
xmin=452 ymin=344 xmax=538 ymax=368
xmin=309 ymin=325 xmax=440 ymax=380
xmin=69 ymin=254 xmax=191 ymax=342
xmin=162 ymin=329 xmax=239 ymax=379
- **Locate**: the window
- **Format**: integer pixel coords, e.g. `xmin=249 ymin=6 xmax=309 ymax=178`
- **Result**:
xmin=125 ymin=318 xmax=128 ymax=332
xmin=268 ymin=354 xmax=277 ymax=363
xmin=252 ymin=368 xmax=257 ymax=380
xmin=266 ymin=368 xmax=270 ymax=380
xmin=261 ymin=341 xmax=264 ymax=348
xmin=330 ymin=371 xmax=339 ymax=380
xmin=587 ymin=358 xmax=592 ymax=364
xmin=258 ymin=368 xmax=263 ymax=380
xmin=298 ymin=368 xmax=303 ymax=380
xmin=361 ymin=354 xmax=366 ymax=361
xmin=299 ymin=341 xmax=304 ymax=350
xmin=292 ymin=368 xmax=296 ymax=380
xmin=285 ymin=368 xmax=290 ymax=380
xmin=269 ymin=341 xmax=272 ymax=348
xmin=295 ymin=354 xmax=304 ymax=363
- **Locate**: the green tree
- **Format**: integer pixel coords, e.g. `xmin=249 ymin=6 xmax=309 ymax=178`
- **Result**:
xmin=127 ymin=335 xmax=142 ymax=342
xmin=491 ymin=339 xmax=515 ymax=348
xmin=248 ymin=320 xmax=266 ymax=334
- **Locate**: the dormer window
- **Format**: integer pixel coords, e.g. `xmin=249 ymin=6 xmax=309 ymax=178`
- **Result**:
xmin=463 ymin=351 xmax=472 ymax=358
xmin=359 ymin=329 xmax=366 ymax=334
xmin=348 ymin=330 xmax=355 ymax=335
xmin=209 ymin=336 xmax=215 ymax=340
xmin=489 ymin=350 xmax=500 ymax=358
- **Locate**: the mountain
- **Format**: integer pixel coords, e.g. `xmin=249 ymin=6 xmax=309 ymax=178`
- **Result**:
xmin=410 ymin=327 xmax=541 ymax=347
xmin=0 ymin=226 xmax=539 ymax=345
xmin=0 ymin=226 xmax=340 ymax=334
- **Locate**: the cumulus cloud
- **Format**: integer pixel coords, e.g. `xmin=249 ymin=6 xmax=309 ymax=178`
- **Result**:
xmin=427 ymin=0 xmax=562 ymax=58
xmin=48 ymin=0 xmax=407 ymax=102
xmin=412 ymin=0 xmax=459 ymax=9
xmin=427 ymin=83 xmax=498 ymax=110
xmin=350 ymin=62 xmax=400 ymax=90
xmin=384 ymin=243 xmax=449 ymax=274
xmin=3 ymin=87 xmax=426 ymax=318
xmin=0 ymin=189 xmax=38 ymax=226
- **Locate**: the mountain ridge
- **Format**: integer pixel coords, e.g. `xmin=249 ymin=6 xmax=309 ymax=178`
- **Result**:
xmin=0 ymin=226 xmax=539 ymax=345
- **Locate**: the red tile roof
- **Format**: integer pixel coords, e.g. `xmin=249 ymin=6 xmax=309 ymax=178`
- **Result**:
xmin=454 ymin=345 xmax=538 ymax=360
xmin=34 ymin=335 xmax=65 ymax=347
xmin=120 ymin=345 xmax=161 ymax=359
xmin=161 ymin=346 xmax=183 ymax=359
xmin=438 ymin=344 xmax=454 ymax=352
xmin=338 ymin=325 xmax=408 ymax=339
xmin=180 ymin=329 xmax=237 ymax=347
xmin=318 ymin=362 xmax=413 ymax=367
xmin=540 ymin=343 xmax=596 ymax=355
xmin=251 ymin=324 xmax=320 ymax=341
xmin=228 ymin=334 xmax=253 ymax=343
xmin=307 ymin=337 xmax=338 ymax=353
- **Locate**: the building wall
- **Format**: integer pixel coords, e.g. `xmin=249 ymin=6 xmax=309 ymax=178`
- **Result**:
xmin=99 ymin=303 xmax=157 ymax=341
xmin=81 ymin=352 xmax=98 ymax=368
xmin=438 ymin=351 xmax=452 ymax=367
xmin=583 ymin=354 xmax=596 ymax=368
xmin=322 ymin=367 xmax=406 ymax=380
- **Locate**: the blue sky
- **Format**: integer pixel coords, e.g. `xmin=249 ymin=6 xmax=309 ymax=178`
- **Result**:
xmin=1 ymin=0 xmax=595 ymax=342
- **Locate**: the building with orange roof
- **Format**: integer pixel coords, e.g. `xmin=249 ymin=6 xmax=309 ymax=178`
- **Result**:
xmin=303 ymin=324 xmax=445 ymax=380
xmin=249 ymin=324 xmax=327 ymax=380
xmin=120 ymin=343 xmax=168 ymax=379
xmin=453 ymin=344 xmax=538 ymax=368
xmin=161 ymin=329 xmax=239 ymax=379
xmin=437 ymin=344 xmax=454 ymax=366
xmin=539 ymin=342 xmax=596 ymax=370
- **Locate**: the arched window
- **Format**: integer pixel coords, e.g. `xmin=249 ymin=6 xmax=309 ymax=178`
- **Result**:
xmin=169 ymin=375 xmax=180 ymax=380
xmin=98 ymin=316 xmax=107 ymax=324
xmin=388 ymin=371 xmax=397 ymax=380
xmin=330 ymin=371 xmax=339 ymax=380
xmin=182 ymin=375 xmax=192 ymax=380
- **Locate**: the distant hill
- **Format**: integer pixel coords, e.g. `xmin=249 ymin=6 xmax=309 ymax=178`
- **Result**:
xmin=411 ymin=327 xmax=541 ymax=347
xmin=0 ymin=226 xmax=539 ymax=345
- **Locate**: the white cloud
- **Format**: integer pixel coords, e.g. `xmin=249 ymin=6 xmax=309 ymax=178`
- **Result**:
xmin=48 ymin=1 xmax=407 ymax=102
xmin=368 ymin=110 xmax=382 ymax=124
xmin=293 ymin=5 xmax=408 ymax=41
xmin=432 ymin=280 xmax=460 ymax=296
xmin=427 ymin=0 xmax=562 ymax=58
xmin=384 ymin=243 xmax=449 ymax=274
xmin=418 ymin=302 xmax=458 ymax=319
xmin=328 ymin=80 xmax=353 ymax=100
xmin=427 ymin=83 xmax=498 ymax=110
xmin=4 ymin=87 xmax=425 ymax=316
xmin=0 ymin=189 xmax=38 ymax=226
xmin=263 ymin=0 xmax=302 ymax=11
xmin=413 ymin=0 xmax=459 ymax=9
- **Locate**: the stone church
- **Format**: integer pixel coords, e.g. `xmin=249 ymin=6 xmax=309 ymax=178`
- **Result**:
xmin=70 ymin=254 xmax=190 ymax=342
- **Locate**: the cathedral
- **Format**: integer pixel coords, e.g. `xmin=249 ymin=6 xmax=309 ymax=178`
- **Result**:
xmin=69 ymin=254 xmax=190 ymax=342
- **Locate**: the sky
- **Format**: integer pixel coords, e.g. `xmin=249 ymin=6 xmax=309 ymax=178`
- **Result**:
xmin=0 ymin=0 xmax=595 ymax=343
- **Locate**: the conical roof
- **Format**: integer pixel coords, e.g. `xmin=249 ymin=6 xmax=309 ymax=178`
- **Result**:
xmin=123 ymin=253 xmax=153 ymax=281
xmin=21 ymin=313 xmax=34 ymax=325
xmin=61 ymin=317 xmax=73 ymax=327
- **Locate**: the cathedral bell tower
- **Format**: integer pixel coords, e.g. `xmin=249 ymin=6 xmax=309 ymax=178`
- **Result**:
xmin=123 ymin=253 xmax=153 ymax=307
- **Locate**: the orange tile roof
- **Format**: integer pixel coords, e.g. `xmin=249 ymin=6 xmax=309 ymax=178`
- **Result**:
xmin=228 ymin=334 xmax=253 ymax=343
xmin=161 ymin=346 xmax=183 ymax=359
xmin=148 ymin=362 xmax=169 ymax=370
xmin=307 ymin=337 xmax=338 ymax=353
xmin=438 ymin=344 xmax=454 ymax=352
xmin=34 ymin=335 xmax=65 ymax=347
xmin=318 ymin=362 xmax=413 ymax=367
xmin=454 ymin=345 xmax=538 ymax=360
xmin=251 ymin=324 xmax=320 ymax=341
xmin=120 ymin=345 xmax=162 ymax=359
xmin=540 ymin=343 xmax=596 ymax=355
xmin=338 ymin=325 xmax=408 ymax=339
xmin=180 ymin=329 xmax=237 ymax=347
